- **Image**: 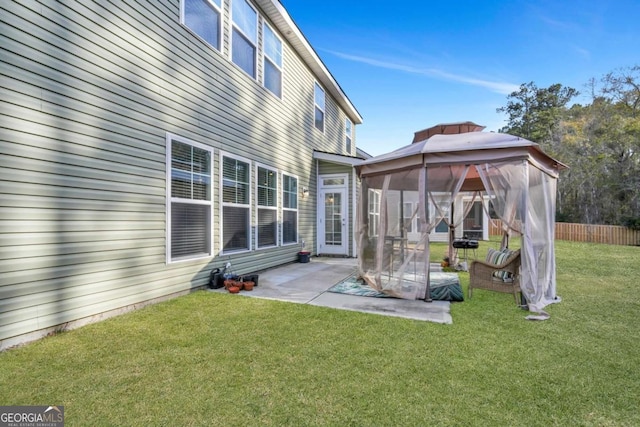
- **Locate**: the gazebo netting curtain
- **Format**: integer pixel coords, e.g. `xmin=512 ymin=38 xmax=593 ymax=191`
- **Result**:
xmin=356 ymin=132 xmax=566 ymax=313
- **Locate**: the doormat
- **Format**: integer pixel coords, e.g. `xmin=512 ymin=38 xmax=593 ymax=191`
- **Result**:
xmin=328 ymin=273 xmax=463 ymax=301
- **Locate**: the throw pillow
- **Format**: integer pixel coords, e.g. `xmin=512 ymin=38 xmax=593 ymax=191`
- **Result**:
xmin=488 ymin=248 xmax=515 ymax=281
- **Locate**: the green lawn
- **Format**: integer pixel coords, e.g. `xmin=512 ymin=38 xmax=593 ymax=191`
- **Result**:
xmin=1 ymin=240 xmax=639 ymax=426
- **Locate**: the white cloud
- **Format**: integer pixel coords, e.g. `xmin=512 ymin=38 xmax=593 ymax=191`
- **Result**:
xmin=572 ymin=45 xmax=591 ymax=60
xmin=328 ymin=50 xmax=520 ymax=95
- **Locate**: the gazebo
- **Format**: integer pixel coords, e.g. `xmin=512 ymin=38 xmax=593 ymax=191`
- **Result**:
xmin=355 ymin=125 xmax=567 ymax=314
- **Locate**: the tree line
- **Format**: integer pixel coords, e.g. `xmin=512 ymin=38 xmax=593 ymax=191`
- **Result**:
xmin=497 ymin=65 xmax=640 ymax=229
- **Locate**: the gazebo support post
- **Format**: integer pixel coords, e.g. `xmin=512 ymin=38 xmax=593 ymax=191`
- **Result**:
xmin=448 ymin=202 xmax=456 ymax=264
xmin=423 ymin=167 xmax=432 ymax=303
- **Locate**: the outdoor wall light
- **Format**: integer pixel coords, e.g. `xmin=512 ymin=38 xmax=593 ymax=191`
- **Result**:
xmin=301 ymin=187 xmax=309 ymax=199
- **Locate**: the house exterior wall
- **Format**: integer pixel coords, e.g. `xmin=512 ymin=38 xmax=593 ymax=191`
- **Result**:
xmin=0 ymin=0 xmax=360 ymax=346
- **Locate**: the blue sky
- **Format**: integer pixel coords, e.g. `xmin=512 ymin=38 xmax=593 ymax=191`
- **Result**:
xmin=282 ymin=0 xmax=640 ymax=156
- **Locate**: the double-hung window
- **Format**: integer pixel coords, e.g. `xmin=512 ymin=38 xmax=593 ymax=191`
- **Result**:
xmin=221 ymin=154 xmax=251 ymax=252
xmin=345 ymin=119 xmax=352 ymax=153
xmin=282 ymin=173 xmax=298 ymax=245
xmin=168 ymin=135 xmax=213 ymax=261
xmin=263 ymin=22 xmax=283 ymax=97
xmin=368 ymin=189 xmax=381 ymax=237
xmin=403 ymin=202 xmax=413 ymax=233
xmin=314 ymin=83 xmax=325 ymax=132
xmin=232 ymin=0 xmax=258 ymax=78
xmin=182 ymin=0 xmax=222 ymax=50
xmin=257 ymin=165 xmax=278 ymax=248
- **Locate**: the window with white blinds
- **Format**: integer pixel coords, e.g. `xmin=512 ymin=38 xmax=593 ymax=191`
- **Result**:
xmin=169 ymin=137 xmax=212 ymax=261
xmin=257 ymin=165 xmax=278 ymax=248
xmin=222 ymin=154 xmax=251 ymax=252
xmin=282 ymin=173 xmax=298 ymax=244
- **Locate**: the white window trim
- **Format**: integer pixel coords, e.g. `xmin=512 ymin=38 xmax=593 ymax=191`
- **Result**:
xmin=230 ymin=0 xmax=259 ymax=79
xmin=368 ymin=189 xmax=381 ymax=238
xmin=281 ymin=172 xmax=299 ymax=247
xmin=402 ymin=201 xmax=414 ymax=233
xmin=219 ymin=150 xmax=253 ymax=254
xmin=166 ymin=133 xmax=215 ymax=264
xmin=255 ymin=163 xmax=279 ymax=250
xmin=314 ymin=81 xmax=325 ymax=133
xmin=320 ymin=174 xmax=347 ymax=188
xmin=262 ymin=21 xmax=284 ymax=99
xmin=180 ymin=0 xmax=223 ymax=52
xmin=345 ymin=118 xmax=352 ymax=153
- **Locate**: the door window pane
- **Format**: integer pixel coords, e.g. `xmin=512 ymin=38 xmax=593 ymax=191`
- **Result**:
xmin=325 ymin=192 xmax=342 ymax=245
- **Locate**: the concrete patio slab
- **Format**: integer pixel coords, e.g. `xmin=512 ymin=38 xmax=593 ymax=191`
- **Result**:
xmin=209 ymin=256 xmax=452 ymax=324
xmin=308 ymin=292 xmax=452 ymax=323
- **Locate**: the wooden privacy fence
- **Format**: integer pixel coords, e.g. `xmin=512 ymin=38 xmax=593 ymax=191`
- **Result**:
xmin=489 ymin=220 xmax=640 ymax=246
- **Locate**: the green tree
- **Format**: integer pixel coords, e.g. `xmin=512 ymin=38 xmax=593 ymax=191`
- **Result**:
xmin=496 ymin=67 xmax=640 ymax=226
xmin=497 ymin=82 xmax=578 ymax=152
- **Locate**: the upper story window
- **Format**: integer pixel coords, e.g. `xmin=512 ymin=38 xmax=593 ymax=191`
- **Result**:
xmin=263 ymin=22 xmax=283 ymax=97
xmin=232 ymin=0 xmax=258 ymax=78
xmin=314 ymin=83 xmax=325 ymax=132
xmin=221 ymin=153 xmax=251 ymax=252
xmin=183 ymin=0 xmax=222 ymax=50
xmin=256 ymin=165 xmax=278 ymax=248
xmin=168 ymin=135 xmax=213 ymax=262
xmin=345 ymin=119 xmax=352 ymax=153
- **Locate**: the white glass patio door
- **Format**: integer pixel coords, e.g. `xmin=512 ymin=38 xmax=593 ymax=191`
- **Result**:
xmin=319 ymin=188 xmax=347 ymax=255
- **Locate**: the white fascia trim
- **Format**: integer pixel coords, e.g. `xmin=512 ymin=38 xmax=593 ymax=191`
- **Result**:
xmin=313 ymin=151 xmax=365 ymax=167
